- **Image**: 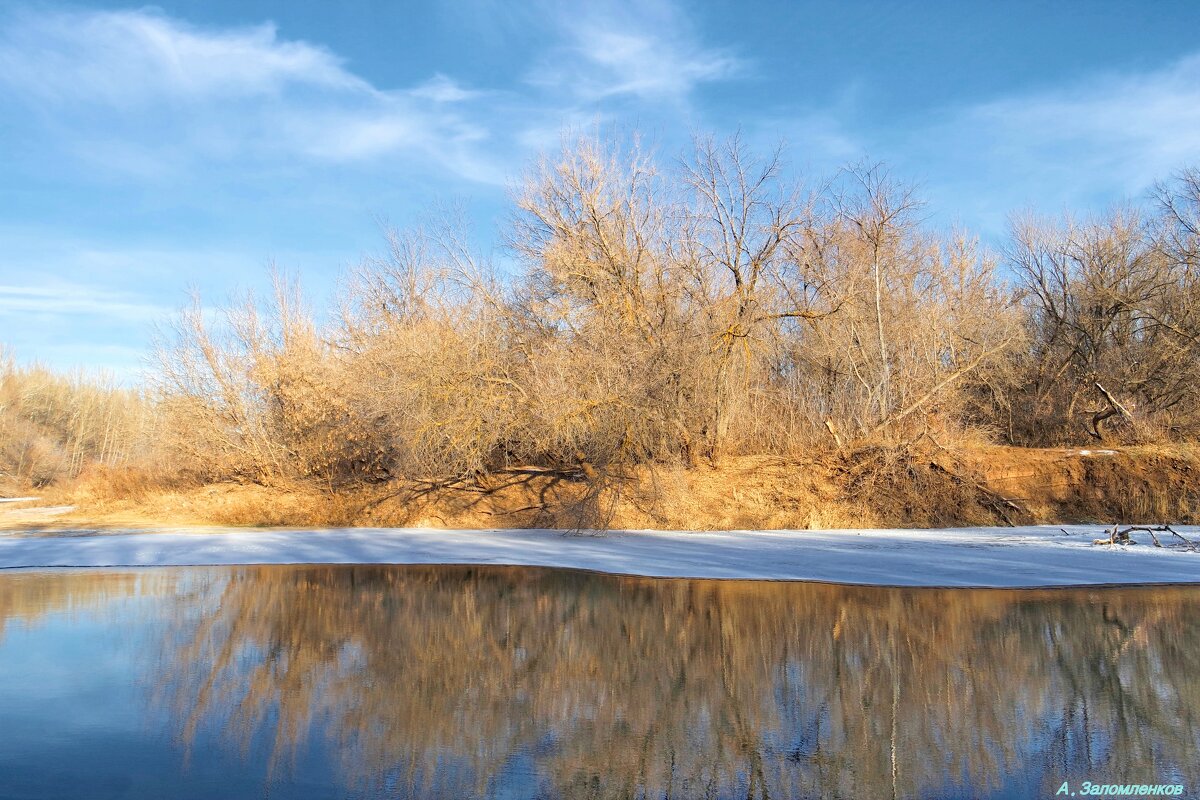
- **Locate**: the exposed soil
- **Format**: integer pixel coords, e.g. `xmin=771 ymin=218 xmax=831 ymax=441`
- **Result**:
xmin=5 ymin=444 xmax=1198 ymax=531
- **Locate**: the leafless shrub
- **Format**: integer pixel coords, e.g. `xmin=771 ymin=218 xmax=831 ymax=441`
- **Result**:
xmin=153 ymin=269 xmax=360 ymax=486
xmin=507 ymin=136 xmax=708 ymax=468
xmin=339 ymin=222 xmax=520 ymax=482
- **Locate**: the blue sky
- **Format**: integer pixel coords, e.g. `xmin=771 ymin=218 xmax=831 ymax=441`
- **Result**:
xmin=2 ymin=0 xmax=1200 ymax=376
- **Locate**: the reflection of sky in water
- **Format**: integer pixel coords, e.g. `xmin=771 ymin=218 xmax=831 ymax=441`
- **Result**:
xmin=0 ymin=567 xmax=1196 ymax=800
xmin=0 ymin=585 xmax=345 ymax=799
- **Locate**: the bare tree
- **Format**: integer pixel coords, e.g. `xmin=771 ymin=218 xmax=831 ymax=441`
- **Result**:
xmin=0 ymin=348 xmax=153 ymax=488
xmin=1153 ymin=166 xmax=1200 ymax=271
xmin=783 ymin=166 xmax=1020 ymax=443
xmin=1006 ymin=207 xmax=1200 ymax=443
xmin=680 ymin=133 xmax=838 ymax=455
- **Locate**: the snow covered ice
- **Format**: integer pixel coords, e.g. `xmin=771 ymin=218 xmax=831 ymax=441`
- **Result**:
xmin=1 ymin=525 xmax=1199 ymax=587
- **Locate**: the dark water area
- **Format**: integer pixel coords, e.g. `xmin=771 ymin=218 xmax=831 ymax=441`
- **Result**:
xmin=0 ymin=565 xmax=1196 ymax=799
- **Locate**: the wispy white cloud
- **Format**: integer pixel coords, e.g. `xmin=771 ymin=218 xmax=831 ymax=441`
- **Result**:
xmin=896 ymin=52 xmax=1200 ymax=230
xmin=6 ymin=2 xmax=1196 ymax=372
xmin=0 ymin=3 xmax=752 ymax=187
xmin=567 ymin=28 xmax=741 ymax=100
xmin=0 ymin=244 xmax=267 ymax=375
xmin=410 ymin=74 xmax=483 ymax=104
xmin=0 ymin=8 xmax=501 ymax=180
xmin=0 ymin=280 xmax=165 ymax=375
xmin=527 ymin=0 xmax=743 ymax=103
xmin=0 ymin=9 xmax=365 ymax=106
xmin=0 ymin=0 xmax=785 ymax=207
xmin=10 ymin=342 xmax=151 ymax=377
xmin=974 ymin=54 xmax=1200 ymax=190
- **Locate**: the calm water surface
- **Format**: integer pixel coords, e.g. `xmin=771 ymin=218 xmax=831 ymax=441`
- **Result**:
xmin=0 ymin=565 xmax=1196 ymax=799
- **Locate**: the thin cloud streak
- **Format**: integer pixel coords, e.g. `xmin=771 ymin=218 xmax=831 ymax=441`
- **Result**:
xmin=0 ymin=284 xmax=169 ymax=322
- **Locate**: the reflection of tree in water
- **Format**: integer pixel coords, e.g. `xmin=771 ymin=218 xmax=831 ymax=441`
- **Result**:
xmin=162 ymin=566 xmax=1200 ymax=799
xmin=0 ymin=569 xmax=172 ymax=641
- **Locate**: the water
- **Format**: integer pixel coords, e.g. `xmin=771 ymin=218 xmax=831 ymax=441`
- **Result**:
xmin=0 ymin=565 xmax=1196 ymax=799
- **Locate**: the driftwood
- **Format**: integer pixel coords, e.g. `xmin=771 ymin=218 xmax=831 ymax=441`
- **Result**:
xmin=1092 ymin=524 xmax=1199 ymax=551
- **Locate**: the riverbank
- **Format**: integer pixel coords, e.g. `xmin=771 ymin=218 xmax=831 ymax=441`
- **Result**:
xmin=1 ymin=525 xmax=1198 ymax=587
xmin=8 ymin=444 xmax=1200 ymax=533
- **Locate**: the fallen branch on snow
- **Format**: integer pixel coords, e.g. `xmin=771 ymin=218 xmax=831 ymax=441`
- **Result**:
xmin=1092 ymin=524 xmax=1199 ymax=551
